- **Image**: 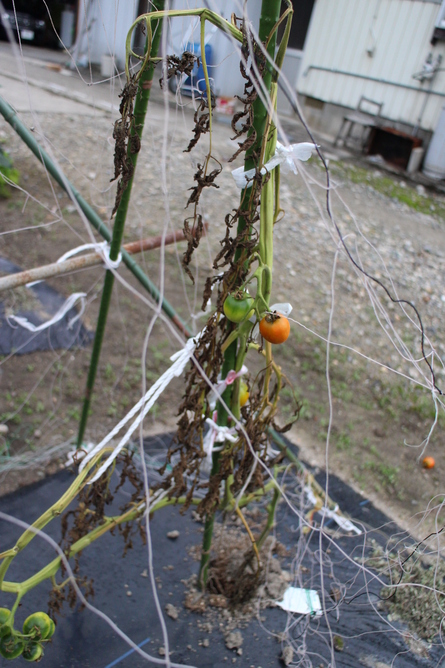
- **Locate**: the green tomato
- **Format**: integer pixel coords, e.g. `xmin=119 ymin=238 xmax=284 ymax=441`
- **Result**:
xmin=223 ymin=291 xmax=254 ymax=323
xmin=23 ymin=641 xmax=44 ymax=662
xmin=0 ymin=632 xmax=24 ymax=659
xmin=23 ymin=612 xmax=52 ymax=640
xmin=46 ymin=618 xmax=56 ymax=639
xmin=0 ymin=608 xmax=12 ymax=638
xmin=0 ymin=608 xmax=10 ymax=625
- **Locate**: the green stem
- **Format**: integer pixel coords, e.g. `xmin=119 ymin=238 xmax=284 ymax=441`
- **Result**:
xmin=234 ymin=1 xmax=282 ymax=263
xmin=197 ymin=0 xmax=283 ymax=591
xmin=1 ymin=494 xmax=202 ymax=597
xmin=198 ymin=339 xmax=237 ymax=590
xmin=125 ymin=8 xmax=242 ymax=78
xmin=256 ymin=484 xmax=280 ymax=550
xmin=0 ymin=451 xmax=113 ymax=587
xmin=76 ymin=1 xmax=165 ymax=448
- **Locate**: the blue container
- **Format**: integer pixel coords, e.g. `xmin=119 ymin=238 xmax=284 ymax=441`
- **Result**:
xmin=182 ymin=42 xmax=213 ymax=95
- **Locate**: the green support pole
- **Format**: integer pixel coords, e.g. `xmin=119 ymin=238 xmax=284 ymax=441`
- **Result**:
xmin=76 ymin=1 xmax=166 ymax=447
xmin=198 ymin=0 xmax=283 ymax=589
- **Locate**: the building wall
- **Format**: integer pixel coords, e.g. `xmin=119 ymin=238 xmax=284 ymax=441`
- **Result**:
xmin=75 ymin=0 xmax=140 ymax=69
xmin=297 ymin=0 xmax=445 ymax=136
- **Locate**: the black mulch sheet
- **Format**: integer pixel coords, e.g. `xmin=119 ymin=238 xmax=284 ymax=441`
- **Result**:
xmin=0 ymin=257 xmax=92 ymax=355
xmin=0 ymin=434 xmax=443 ymax=668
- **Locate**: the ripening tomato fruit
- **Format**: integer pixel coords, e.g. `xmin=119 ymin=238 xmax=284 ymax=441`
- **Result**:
xmin=223 ymin=291 xmax=254 ymax=323
xmin=0 ymin=608 xmax=10 ymax=627
xmin=46 ymin=618 xmax=55 ymax=639
xmin=23 ymin=612 xmax=53 ymax=640
xmin=239 ymin=381 xmax=249 ymax=407
xmin=259 ymin=313 xmax=290 ymax=344
xmin=0 ymin=632 xmax=24 ymax=659
xmin=422 ymin=456 xmax=435 ymax=469
xmin=23 ymin=641 xmax=43 ymax=662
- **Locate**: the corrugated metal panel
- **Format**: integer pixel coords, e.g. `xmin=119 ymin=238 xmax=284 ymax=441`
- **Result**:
xmin=298 ymin=0 xmax=445 ymax=130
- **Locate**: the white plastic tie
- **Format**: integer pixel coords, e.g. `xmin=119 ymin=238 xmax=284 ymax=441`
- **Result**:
xmin=231 ymin=142 xmax=317 ymax=189
xmin=202 ymin=411 xmax=238 ymax=467
xmin=79 ymin=334 xmax=202 ymax=483
xmin=269 ymin=302 xmax=293 ymax=317
xmin=8 ymin=292 xmax=87 ymax=332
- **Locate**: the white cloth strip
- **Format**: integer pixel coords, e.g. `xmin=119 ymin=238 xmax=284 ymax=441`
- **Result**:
xmin=319 ymin=505 xmax=362 ymax=535
xmin=231 ymin=142 xmax=317 ymax=189
xmin=79 ymin=335 xmax=200 ymax=482
xmin=8 ymin=292 xmax=87 ymax=332
xmin=202 ymin=414 xmax=238 ymax=468
xmin=305 ymin=486 xmax=361 ymax=535
xmin=269 ymin=302 xmax=293 ymax=316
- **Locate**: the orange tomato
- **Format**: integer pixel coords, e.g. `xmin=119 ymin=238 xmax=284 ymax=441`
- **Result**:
xmin=422 ymin=456 xmax=435 ymax=469
xmin=259 ymin=313 xmax=290 ymax=345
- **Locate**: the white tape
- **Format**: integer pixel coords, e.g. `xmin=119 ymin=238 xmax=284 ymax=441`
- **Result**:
xmin=276 ymin=587 xmax=322 ymax=616
xmin=231 ymin=142 xmax=317 ymax=189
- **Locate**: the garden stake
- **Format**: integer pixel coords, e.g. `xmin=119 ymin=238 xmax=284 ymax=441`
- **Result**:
xmin=0 ymin=95 xmax=191 ymax=338
xmin=76 ymin=0 xmax=166 ymax=449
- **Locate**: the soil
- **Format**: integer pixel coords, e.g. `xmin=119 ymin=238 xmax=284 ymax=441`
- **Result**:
xmin=0 ymin=94 xmax=445 ymax=547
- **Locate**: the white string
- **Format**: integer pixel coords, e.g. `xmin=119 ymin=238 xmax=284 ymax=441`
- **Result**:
xmin=231 ymin=142 xmax=317 ymax=189
xmin=8 ymin=292 xmax=87 ymax=332
xmin=79 ymin=334 xmax=201 ymax=482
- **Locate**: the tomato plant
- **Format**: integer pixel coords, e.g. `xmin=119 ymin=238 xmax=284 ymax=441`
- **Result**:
xmin=223 ymin=291 xmax=254 ymax=323
xmin=259 ymin=313 xmax=290 ymax=344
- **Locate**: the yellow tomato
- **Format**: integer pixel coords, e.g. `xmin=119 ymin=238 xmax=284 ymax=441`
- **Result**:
xmin=239 ymin=381 xmax=249 ymax=407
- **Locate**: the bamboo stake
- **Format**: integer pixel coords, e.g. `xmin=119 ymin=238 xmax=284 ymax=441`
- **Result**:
xmin=0 ymin=225 xmax=207 ymax=293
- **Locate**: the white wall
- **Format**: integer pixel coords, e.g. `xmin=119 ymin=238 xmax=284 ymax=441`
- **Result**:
xmin=298 ymin=0 xmax=445 ymax=132
xmin=76 ymin=0 xmax=140 ymax=69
